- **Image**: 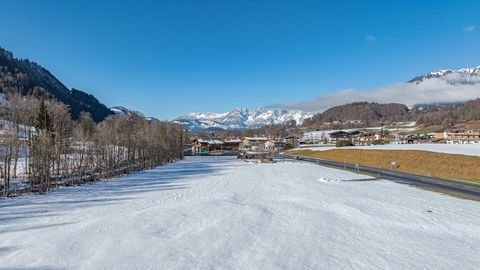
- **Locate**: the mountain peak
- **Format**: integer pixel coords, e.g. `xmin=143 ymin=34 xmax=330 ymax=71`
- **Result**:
xmin=409 ymin=66 xmax=480 ymax=84
xmin=232 ymin=107 xmax=249 ymax=112
xmin=175 ymin=107 xmax=313 ymax=131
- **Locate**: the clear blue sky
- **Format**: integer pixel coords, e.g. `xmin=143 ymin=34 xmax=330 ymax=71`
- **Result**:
xmin=1 ymin=0 xmax=479 ymax=119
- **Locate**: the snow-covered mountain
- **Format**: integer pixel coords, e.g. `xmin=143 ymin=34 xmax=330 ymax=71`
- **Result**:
xmin=175 ymin=107 xmax=313 ymax=131
xmin=409 ymin=66 xmax=480 ymax=85
xmin=110 ymin=106 xmax=160 ymax=122
xmin=110 ymin=106 xmax=130 ymax=116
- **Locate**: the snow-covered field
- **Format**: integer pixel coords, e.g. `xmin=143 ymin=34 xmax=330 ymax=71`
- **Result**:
xmin=1 ymin=156 xmax=480 ymax=269
xmin=298 ymin=143 xmax=480 ymax=157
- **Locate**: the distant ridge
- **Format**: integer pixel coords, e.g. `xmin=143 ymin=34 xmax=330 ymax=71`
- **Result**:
xmin=0 ymin=46 xmax=112 ymax=122
xmin=302 ymin=102 xmax=409 ymax=128
xmin=408 ymin=66 xmax=480 ymax=85
xmin=175 ymin=107 xmax=313 ymax=131
xmin=302 ymin=99 xmax=480 ymax=129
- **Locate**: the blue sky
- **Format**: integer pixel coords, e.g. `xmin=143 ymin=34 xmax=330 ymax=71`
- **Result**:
xmin=1 ymin=0 xmax=479 ymax=119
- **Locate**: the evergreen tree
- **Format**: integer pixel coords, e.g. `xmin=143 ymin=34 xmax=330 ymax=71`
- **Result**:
xmin=35 ymin=97 xmax=52 ymax=133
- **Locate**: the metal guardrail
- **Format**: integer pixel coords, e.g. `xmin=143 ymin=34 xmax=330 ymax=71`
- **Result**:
xmin=278 ymin=154 xmax=480 ymax=198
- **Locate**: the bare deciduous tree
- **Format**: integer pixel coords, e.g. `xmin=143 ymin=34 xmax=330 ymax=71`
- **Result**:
xmin=0 ymin=95 xmax=185 ymax=196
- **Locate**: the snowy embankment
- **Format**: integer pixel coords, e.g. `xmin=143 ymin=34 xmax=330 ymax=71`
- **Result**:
xmin=298 ymin=143 xmax=480 ymax=157
xmin=1 ymin=157 xmax=480 ymax=269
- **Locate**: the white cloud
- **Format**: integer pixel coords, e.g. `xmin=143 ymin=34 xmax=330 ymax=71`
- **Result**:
xmin=463 ymin=25 xmax=475 ymax=32
xmin=268 ymin=79 xmax=480 ymax=112
xmin=365 ymin=35 xmax=376 ymax=42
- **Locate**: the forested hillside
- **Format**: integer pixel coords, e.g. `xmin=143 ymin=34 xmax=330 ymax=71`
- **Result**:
xmin=302 ymin=100 xmax=480 ymax=130
xmin=415 ymin=99 xmax=480 ymax=127
xmin=0 ymin=47 xmax=112 ymax=122
xmin=302 ymin=102 xmax=410 ymax=128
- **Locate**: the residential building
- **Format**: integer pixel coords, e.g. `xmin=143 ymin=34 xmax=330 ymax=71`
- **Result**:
xmin=241 ymin=137 xmax=269 ymax=151
xmin=223 ymin=138 xmax=242 ymax=151
xmin=265 ymin=139 xmax=287 ymax=152
xmin=353 ymin=132 xmax=376 ymax=146
xmin=191 ymin=138 xmax=223 ymax=154
xmin=329 ymin=130 xmax=361 ymax=144
xmin=284 ymin=135 xmax=300 ymax=147
xmin=444 ymin=128 xmax=480 ymax=144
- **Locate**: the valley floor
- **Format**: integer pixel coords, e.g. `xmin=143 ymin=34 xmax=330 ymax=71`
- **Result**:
xmin=1 ymin=157 xmax=479 ymax=269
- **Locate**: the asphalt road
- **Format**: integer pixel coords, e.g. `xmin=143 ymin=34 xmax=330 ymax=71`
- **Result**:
xmin=279 ymin=154 xmax=480 ymax=199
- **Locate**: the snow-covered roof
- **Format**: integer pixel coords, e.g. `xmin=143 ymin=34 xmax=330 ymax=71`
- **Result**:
xmin=243 ymin=137 xmax=268 ymax=141
xmin=196 ymin=138 xmax=223 ymax=145
xmin=224 ymin=139 xmax=242 ymax=143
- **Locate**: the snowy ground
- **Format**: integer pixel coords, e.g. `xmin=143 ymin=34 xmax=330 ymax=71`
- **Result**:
xmin=1 ymin=156 xmax=480 ymax=269
xmin=297 ymin=143 xmax=480 ymax=157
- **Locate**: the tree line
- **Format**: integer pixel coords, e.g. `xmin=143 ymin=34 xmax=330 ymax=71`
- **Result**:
xmin=302 ymin=102 xmax=411 ymax=129
xmin=0 ymin=93 xmax=185 ymax=197
xmin=194 ymin=120 xmax=302 ymax=139
xmin=415 ymin=99 xmax=480 ymax=128
xmin=302 ymin=100 xmax=480 ymax=130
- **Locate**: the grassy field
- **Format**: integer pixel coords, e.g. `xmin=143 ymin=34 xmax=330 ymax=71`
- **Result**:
xmin=289 ymin=149 xmax=480 ymax=184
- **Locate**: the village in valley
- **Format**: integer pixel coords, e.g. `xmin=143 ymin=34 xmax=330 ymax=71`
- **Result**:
xmin=189 ymin=120 xmax=480 ymax=160
xmin=3 ymin=2 xmax=480 ymax=269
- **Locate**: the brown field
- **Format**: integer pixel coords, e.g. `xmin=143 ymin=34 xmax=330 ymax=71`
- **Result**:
xmin=290 ymin=149 xmax=480 ymax=184
xmin=460 ymin=120 xmax=480 ymax=129
xmin=403 ymin=125 xmax=441 ymax=135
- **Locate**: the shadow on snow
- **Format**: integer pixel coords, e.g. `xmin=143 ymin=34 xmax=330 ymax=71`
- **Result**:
xmin=0 ymin=156 xmax=235 ymax=260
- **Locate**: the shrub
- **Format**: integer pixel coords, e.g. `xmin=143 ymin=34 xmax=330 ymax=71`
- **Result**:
xmin=284 ymin=144 xmax=295 ymax=151
xmin=336 ymin=140 xmax=354 ymax=147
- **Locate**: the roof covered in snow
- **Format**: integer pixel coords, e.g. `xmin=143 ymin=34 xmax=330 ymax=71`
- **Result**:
xmin=243 ymin=137 xmax=268 ymax=141
xmin=195 ymin=138 xmax=223 ymax=145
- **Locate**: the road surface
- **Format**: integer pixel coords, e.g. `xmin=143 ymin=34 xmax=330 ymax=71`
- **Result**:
xmin=283 ymin=154 xmax=480 ymax=199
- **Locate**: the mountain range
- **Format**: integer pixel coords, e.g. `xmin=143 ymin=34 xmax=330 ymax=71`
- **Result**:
xmin=177 ymin=66 xmax=480 ymax=130
xmin=1 ymin=45 xmax=479 ymax=129
xmin=175 ymin=107 xmax=313 ymax=131
xmin=409 ymin=66 xmax=480 ymax=85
